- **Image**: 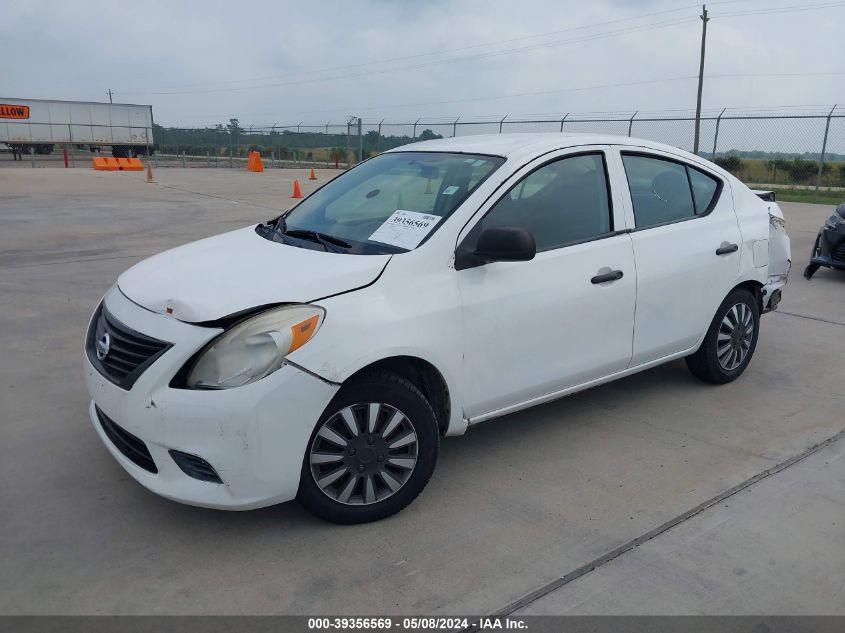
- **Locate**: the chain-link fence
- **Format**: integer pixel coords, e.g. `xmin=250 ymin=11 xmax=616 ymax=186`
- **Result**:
xmin=5 ymin=107 xmax=845 ymax=191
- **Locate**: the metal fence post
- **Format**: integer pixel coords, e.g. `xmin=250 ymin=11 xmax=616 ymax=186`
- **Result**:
xmin=68 ymin=124 xmax=76 ymax=168
xmin=271 ymin=151 xmax=275 ymax=168
xmin=358 ymin=117 xmax=363 ymax=163
xmin=30 ymin=146 xmax=35 ymax=168
xmin=499 ymin=115 xmax=507 ymax=133
xmin=182 ymin=151 xmax=186 ymax=168
xmin=560 ymin=113 xmax=569 ymax=132
xmin=206 ymin=150 xmax=210 ymax=167
xmin=815 ymin=104 xmax=837 ymax=197
xmin=628 ymin=111 xmax=638 ymax=137
xmin=413 ymin=118 xmax=420 ymax=140
xmin=711 ymin=107 xmax=726 ymax=159
xmin=452 ymin=116 xmax=460 ymax=138
xmin=377 ymin=118 xmax=384 ymax=153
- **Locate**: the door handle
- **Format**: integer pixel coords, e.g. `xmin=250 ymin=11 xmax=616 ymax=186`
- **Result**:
xmin=715 ymin=243 xmax=739 ymax=255
xmin=591 ymin=270 xmax=624 ymax=284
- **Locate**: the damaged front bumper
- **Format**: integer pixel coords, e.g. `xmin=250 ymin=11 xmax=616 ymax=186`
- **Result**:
xmin=84 ymin=286 xmax=340 ymax=510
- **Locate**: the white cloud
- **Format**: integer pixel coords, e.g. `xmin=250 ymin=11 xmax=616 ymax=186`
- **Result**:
xmin=1 ymin=0 xmax=842 ymax=127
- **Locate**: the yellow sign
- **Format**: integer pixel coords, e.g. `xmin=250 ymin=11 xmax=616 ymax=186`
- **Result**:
xmin=0 ymin=104 xmax=30 ymax=119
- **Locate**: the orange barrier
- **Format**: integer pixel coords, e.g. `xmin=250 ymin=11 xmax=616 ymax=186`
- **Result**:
xmin=308 ymin=167 xmax=317 ymax=180
xmin=92 ymin=157 xmax=117 ymax=171
xmin=291 ymin=179 xmax=303 ymax=198
xmin=92 ymin=156 xmax=144 ymax=171
xmin=247 ymin=151 xmax=264 ymax=172
xmin=118 ymin=157 xmax=144 ymax=171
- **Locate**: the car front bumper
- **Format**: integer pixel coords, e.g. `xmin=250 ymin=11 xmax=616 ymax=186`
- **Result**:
xmin=84 ymin=286 xmax=339 ymax=510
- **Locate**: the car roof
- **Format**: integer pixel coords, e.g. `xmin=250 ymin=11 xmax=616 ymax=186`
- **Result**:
xmin=386 ymin=133 xmax=701 ymax=163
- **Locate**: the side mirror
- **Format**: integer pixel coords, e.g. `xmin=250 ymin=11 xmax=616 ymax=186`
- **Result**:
xmin=474 ymin=226 xmax=536 ymax=263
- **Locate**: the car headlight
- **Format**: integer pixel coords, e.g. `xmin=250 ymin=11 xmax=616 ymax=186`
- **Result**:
xmin=825 ymin=213 xmax=843 ymax=229
xmin=186 ymin=305 xmax=324 ymax=389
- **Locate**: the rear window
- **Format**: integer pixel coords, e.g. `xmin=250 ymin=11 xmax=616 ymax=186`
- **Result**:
xmin=688 ymin=167 xmax=720 ymax=213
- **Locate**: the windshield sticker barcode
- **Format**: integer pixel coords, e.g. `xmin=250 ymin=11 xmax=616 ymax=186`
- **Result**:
xmin=368 ymin=210 xmax=441 ymax=250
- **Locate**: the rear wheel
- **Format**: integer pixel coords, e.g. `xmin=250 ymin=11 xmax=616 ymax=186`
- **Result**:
xmin=686 ymin=288 xmax=760 ymax=384
xmin=297 ymin=371 xmax=439 ymax=524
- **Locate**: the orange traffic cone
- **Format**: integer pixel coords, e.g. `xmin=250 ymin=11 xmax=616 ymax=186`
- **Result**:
xmin=309 ymin=167 xmax=317 ymax=180
xmin=424 ymin=178 xmax=433 ymax=194
xmin=146 ymin=162 xmax=154 ymax=183
xmin=291 ymin=179 xmax=303 ymax=199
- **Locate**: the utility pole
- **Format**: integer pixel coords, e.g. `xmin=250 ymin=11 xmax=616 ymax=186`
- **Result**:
xmin=107 ymin=88 xmax=113 ymax=104
xmin=693 ymin=4 xmax=709 ymax=155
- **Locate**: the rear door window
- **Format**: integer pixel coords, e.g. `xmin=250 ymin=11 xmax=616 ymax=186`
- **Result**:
xmin=622 ymin=154 xmax=722 ymax=228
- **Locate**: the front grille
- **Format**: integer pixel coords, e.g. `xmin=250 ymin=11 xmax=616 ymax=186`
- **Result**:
xmin=95 ymin=406 xmax=158 ymax=474
xmin=833 ymin=241 xmax=845 ymax=262
xmin=86 ymin=304 xmax=171 ymax=390
xmin=169 ymin=450 xmax=223 ymax=483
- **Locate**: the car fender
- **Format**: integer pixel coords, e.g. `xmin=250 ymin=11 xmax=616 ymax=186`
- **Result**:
xmin=286 ymin=252 xmax=468 ymax=437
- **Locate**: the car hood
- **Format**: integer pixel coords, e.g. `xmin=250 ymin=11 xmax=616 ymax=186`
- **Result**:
xmin=117 ymin=226 xmax=391 ymax=322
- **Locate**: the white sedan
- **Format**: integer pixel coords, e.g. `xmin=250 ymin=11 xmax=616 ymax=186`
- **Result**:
xmin=84 ymin=134 xmax=790 ymax=523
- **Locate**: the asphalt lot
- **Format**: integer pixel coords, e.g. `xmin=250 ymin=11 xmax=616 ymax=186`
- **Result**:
xmin=1 ymin=167 xmax=843 ymax=615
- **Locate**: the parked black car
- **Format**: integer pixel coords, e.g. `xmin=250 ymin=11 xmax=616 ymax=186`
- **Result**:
xmin=804 ymin=202 xmax=845 ymax=279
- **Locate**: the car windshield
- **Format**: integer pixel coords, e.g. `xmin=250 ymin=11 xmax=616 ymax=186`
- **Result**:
xmin=261 ymin=152 xmax=504 ymax=254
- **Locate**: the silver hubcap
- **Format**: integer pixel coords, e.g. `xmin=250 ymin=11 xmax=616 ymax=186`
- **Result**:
xmin=717 ymin=302 xmax=754 ymax=371
xmin=309 ymin=403 xmax=418 ymax=506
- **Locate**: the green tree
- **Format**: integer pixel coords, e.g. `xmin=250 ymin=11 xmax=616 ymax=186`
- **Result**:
xmin=714 ymin=155 xmax=743 ymax=174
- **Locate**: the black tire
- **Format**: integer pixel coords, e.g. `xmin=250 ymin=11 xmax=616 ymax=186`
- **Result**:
xmin=686 ymin=288 xmax=760 ymax=384
xmin=804 ymin=235 xmax=822 ymax=279
xmin=297 ymin=370 xmax=439 ymax=524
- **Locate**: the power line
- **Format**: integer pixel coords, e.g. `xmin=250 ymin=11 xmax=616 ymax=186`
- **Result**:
xmin=120 ymin=16 xmax=700 ymax=96
xmin=121 ymin=0 xmax=758 ymax=93
xmin=117 ymin=0 xmax=844 ymax=98
xmin=719 ymin=0 xmax=845 ymax=16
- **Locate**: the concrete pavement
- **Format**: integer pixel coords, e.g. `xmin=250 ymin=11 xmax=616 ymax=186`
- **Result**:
xmin=0 ymin=168 xmax=843 ymax=615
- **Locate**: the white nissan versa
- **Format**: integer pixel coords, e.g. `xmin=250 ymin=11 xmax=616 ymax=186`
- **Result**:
xmin=84 ymin=134 xmax=791 ymax=523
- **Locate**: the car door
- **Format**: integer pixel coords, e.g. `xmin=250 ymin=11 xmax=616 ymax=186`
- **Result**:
xmin=456 ymin=148 xmax=637 ymax=420
xmin=613 ymin=149 xmax=742 ymax=366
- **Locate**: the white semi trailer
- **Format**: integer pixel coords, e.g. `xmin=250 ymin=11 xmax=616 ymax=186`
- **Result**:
xmin=0 ymin=98 xmax=154 ymax=157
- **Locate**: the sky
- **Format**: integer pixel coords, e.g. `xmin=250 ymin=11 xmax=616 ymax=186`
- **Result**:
xmin=2 ymin=0 xmax=844 ymax=128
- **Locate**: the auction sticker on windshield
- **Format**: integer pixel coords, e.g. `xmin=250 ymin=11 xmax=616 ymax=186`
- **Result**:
xmin=368 ymin=210 xmax=441 ymax=250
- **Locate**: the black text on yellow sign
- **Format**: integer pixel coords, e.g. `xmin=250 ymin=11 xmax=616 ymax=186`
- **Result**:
xmin=0 ymin=104 xmax=30 ymax=119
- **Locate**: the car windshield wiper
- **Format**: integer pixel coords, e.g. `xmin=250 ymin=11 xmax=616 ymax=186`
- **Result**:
xmin=283 ymin=228 xmax=352 ymax=253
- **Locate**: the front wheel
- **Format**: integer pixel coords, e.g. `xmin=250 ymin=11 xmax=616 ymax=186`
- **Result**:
xmin=297 ymin=371 xmax=439 ymax=524
xmin=686 ymin=288 xmax=760 ymax=384
xmin=804 ymin=235 xmax=822 ymax=279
